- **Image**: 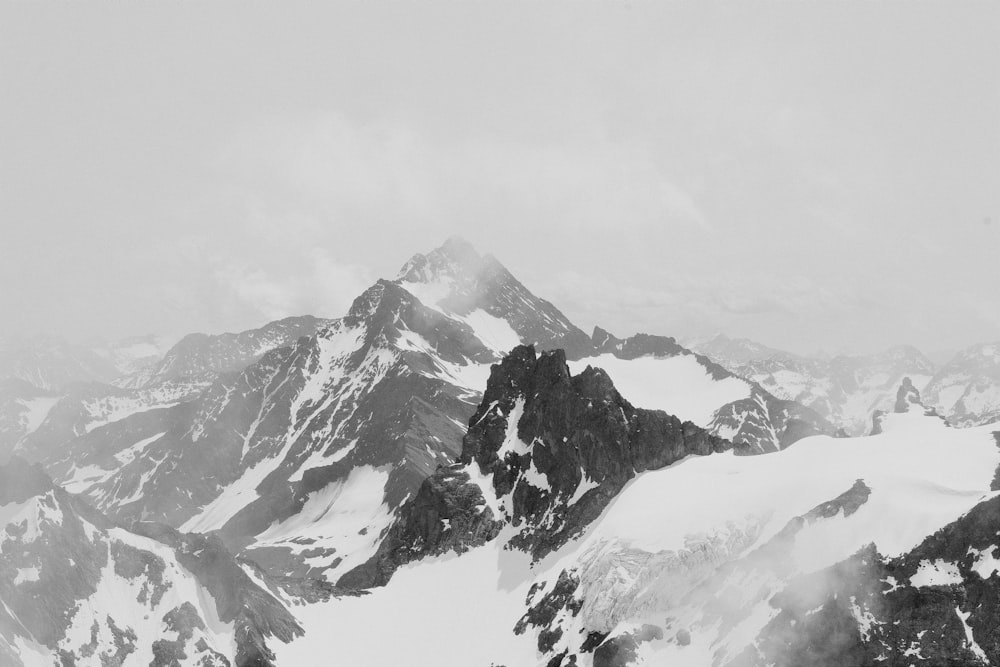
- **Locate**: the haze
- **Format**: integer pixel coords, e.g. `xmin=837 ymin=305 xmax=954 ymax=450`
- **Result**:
xmin=1 ymin=2 xmax=998 ymax=356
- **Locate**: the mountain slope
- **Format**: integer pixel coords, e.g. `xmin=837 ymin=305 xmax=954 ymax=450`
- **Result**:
xmin=0 ymin=457 xmax=301 ymax=667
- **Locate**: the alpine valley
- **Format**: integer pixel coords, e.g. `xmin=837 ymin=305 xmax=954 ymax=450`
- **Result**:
xmin=3 ymin=238 xmax=1000 ymax=667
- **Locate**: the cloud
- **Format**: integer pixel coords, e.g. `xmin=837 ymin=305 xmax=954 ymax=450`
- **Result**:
xmin=217 ymin=112 xmax=711 ymax=236
xmin=209 ymin=248 xmax=373 ymax=324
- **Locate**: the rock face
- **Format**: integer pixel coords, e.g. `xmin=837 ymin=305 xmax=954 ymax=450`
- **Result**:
xmin=740 ymin=491 xmax=1000 ymax=666
xmin=340 ymin=345 xmax=730 ymax=588
xmin=0 ymin=457 xmax=301 ymax=667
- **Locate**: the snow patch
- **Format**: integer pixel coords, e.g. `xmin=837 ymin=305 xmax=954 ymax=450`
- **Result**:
xmin=910 ymin=559 xmax=963 ymax=587
xmin=568 ymin=353 xmax=751 ymax=427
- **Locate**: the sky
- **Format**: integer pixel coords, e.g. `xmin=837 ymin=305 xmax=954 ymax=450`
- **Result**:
xmin=1 ymin=1 xmax=998 ymax=357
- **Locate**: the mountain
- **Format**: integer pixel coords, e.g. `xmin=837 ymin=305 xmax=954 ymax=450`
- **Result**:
xmin=124 ymin=316 xmax=330 ymax=389
xmin=923 ymin=341 xmax=1000 ymax=427
xmin=10 ymin=238 xmax=831 ymax=590
xmin=8 ymin=317 xmax=331 ymax=466
xmin=94 ymin=334 xmax=176 ymax=381
xmin=0 ymin=336 xmax=120 ymax=391
xmin=0 ymin=457 xmax=302 ymax=666
xmin=581 ymin=329 xmax=835 ymax=453
xmin=272 ymin=364 xmax=1000 ymax=667
xmin=0 ymin=379 xmax=59 ymax=461
xmin=687 ymin=334 xmax=938 ymax=435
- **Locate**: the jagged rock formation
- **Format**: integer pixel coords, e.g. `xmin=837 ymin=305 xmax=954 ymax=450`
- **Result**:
xmin=871 ymin=375 xmax=943 ymax=434
xmin=0 ymin=457 xmax=301 ymax=667
xmin=340 ymin=345 xmax=729 ymax=588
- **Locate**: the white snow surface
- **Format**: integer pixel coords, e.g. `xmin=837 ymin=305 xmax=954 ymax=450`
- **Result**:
xmin=277 ymin=410 xmax=1000 ymax=666
xmin=253 ymin=465 xmax=393 ymax=582
xmin=16 ymin=396 xmax=60 ymax=434
xmin=568 ymin=353 xmax=751 ymax=427
xmin=910 ymin=559 xmax=964 ymax=587
xmin=273 ymin=537 xmax=540 ymax=667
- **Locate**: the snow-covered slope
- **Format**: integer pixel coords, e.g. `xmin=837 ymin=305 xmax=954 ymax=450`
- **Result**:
xmin=687 ymin=335 xmax=937 ymax=436
xmin=0 ymin=379 xmax=59 ymax=461
xmin=0 ymin=457 xmax=301 ymax=667
xmin=923 ymin=341 xmax=1000 ymax=427
xmin=277 ymin=353 xmax=1000 ymax=667
xmin=583 ymin=329 xmax=835 ymax=454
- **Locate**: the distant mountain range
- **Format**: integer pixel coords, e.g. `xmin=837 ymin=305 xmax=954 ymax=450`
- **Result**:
xmin=687 ymin=333 xmax=1000 ymax=435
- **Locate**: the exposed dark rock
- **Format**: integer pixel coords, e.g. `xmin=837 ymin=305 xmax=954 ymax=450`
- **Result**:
xmin=341 ymin=345 xmax=730 ymax=589
xmin=739 ymin=494 xmax=1000 ymax=666
xmin=515 ymin=570 xmax=584 ymax=653
xmin=592 ymin=625 xmax=664 ymax=667
xmin=129 ymin=522 xmax=303 ymax=666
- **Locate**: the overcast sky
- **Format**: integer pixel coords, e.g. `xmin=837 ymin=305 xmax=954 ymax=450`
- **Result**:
xmin=2 ymin=2 xmax=998 ymax=356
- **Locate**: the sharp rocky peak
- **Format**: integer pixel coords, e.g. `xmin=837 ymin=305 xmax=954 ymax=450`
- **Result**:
xmin=341 ymin=344 xmax=729 ymax=588
xmin=395 ymin=236 xmax=501 ymax=285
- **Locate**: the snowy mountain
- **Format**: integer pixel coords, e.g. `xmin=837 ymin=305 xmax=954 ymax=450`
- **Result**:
xmin=0 ymin=457 xmax=302 ymax=667
xmin=687 ymin=334 xmax=937 ymax=435
xmin=923 ymin=342 xmax=1000 ymax=427
xmin=6 ymin=237 xmax=1000 ymax=667
xmin=5 ymin=316 xmax=331 ymax=464
xmin=0 ymin=336 xmax=120 ymax=391
xmin=7 ymin=240 xmax=831 ymax=593
xmin=274 ymin=355 xmax=1000 ymax=667
xmin=94 ymin=334 xmax=176 ymax=381
xmin=124 ymin=316 xmax=330 ymax=389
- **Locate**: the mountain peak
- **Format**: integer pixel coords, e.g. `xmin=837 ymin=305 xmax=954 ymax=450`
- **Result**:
xmin=394 ymin=236 xmax=497 ymax=285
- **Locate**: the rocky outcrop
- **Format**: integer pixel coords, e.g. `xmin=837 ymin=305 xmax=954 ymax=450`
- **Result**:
xmin=738 ymin=493 xmax=1000 ymax=666
xmin=0 ymin=459 xmax=302 ymax=667
xmin=872 ymin=376 xmax=944 ymax=434
xmin=129 ymin=522 xmax=303 ymax=666
xmin=340 ymin=345 xmax=730 ymax=589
